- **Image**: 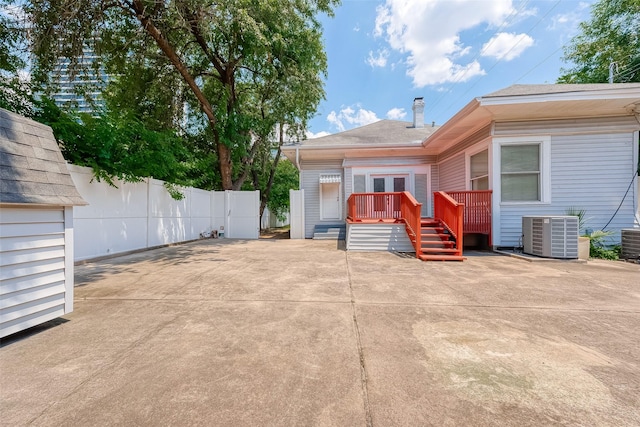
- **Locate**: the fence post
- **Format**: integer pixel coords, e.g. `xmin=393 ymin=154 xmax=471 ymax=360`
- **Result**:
xmin=289 ymin=189 xmax=305 ymax=239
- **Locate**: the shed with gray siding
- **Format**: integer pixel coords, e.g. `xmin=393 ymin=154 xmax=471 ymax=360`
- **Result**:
xmin=0 ymin=108 xmax=86 ymax=338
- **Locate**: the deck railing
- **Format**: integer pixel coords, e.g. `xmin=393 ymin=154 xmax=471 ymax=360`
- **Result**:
xmin=399 ymin=192 xmax=422 ymax=257
xmin=347 ymin=192 xmax=402 ymax=221
xmin=347 ymin=192 xmax=422 ymax=257
xmin=347 ymin=190 xmax=490 ymax=257
xmin=444 ymin=190 xmax=492 ymax=246
xmin=433 ymin=191 xmax=464 ymax=257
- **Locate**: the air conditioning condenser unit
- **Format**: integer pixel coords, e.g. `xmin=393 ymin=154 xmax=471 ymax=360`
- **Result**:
xmin=522 ymin=216 xmax=578 ymax=259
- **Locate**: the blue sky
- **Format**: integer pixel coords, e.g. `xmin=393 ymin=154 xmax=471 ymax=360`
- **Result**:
xmin=307 ymin=0 xmax=596 ymax=138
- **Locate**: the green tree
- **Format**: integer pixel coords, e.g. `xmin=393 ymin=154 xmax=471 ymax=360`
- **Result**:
xmin=262 ymin=158 xmax=299 ymax=225
xmin=35 ymin=98 xmax=195 ymax=188
xmin=24 ymin=0 xmax=338 ymax=190
xmin=558 ymin=0 xmax=640 ymax=83
xmin=0 ymin=8 xmax=33 ymax=115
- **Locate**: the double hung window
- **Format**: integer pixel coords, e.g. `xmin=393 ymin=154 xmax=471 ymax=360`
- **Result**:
xmin=500 ymin=144 xmax=541 ymax=202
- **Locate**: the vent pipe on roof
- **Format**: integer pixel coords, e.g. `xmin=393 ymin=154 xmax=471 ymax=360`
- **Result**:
xmin=412 ymin=97 xmax=425 ymax=128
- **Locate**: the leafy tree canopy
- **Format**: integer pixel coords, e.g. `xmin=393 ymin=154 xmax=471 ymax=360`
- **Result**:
xmin=23 ymin=0 xmax=338 ymax=190
xmin=0 ymin=8 xmax=34 ymax=115
xmin=35 ymin=98 xmax=198 ymax=189
xmin=266 ymin=158 xmax=299 ymax=222
xmin=559 ymin=0 xmax=640 ymax=83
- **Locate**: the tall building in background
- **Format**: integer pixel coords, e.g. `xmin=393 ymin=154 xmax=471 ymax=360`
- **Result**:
xmin=51 ymin=48 xmax=107 ymax=114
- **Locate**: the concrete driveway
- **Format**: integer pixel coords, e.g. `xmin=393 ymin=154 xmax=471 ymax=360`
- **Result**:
xmin=1 ymin=239 xmax=639 ymax=426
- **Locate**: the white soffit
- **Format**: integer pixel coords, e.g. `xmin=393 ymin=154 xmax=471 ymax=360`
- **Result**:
xmin=319 ymin=174 xmax=342 ymax=184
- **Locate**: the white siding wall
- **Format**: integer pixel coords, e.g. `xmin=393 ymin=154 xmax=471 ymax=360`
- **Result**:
xmin=438 ymin=153 xmax=466 ymax=192
xmin=429 ymin=164 xmax=439 ymax=217
xmin=415 ymin=174 xmax=429 ymax=217
xmin=344 ymin=167 xmax=353 ymax=199
xmin=494 ymin=123 xmax=638 ymax=247
xmin=431 ymin=164 xmax=439 ymax=192
xmin=300 ymin=160 xmax=343 ymax=238
xmin=0 ymin=206 xmax=72 ymax=338
xmin=346 ymin=223 xmax=414 ymax=252
xmin=494 ymin=116 xmax=638 ymax=136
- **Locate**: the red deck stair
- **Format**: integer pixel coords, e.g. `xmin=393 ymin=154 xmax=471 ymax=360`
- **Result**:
xmin=347 ymin=190 xmax=473 ymax=262
xmin=410 ymin=218 xmax=465 ymax=261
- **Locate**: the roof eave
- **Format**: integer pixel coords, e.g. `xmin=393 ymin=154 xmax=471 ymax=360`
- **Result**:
xmin=480 ymin=86 xmax=640 ymax=106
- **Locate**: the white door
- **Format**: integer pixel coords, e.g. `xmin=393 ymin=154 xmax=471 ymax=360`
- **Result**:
xmin=371 ymin=175 xmax=408 ymax=215
xmin=321 ymin=183 xmax=341 ymax=220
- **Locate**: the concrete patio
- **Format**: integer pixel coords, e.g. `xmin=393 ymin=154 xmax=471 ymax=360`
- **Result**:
xmin=1 ymin=239 xmax=639 ymax=426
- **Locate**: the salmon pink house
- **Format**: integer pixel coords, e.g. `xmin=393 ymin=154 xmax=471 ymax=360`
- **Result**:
xmin=282 ymin=84 xmax=640 ymax=261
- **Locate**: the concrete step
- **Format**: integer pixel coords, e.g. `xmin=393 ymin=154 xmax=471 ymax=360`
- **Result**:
xmin=313 ymin=224 xmax=346 ymax=240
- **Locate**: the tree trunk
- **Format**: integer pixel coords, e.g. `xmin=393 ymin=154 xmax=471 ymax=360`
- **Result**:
xmin=258 ymin=124 xmax=284 ymax=226
xmin=218 ymin=141 xmax=233 ymax=190
xmin=132 ymin=1 xmax=236 ymax=190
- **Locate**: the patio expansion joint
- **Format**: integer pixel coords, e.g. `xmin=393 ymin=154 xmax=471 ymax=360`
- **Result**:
xmin=75 ymin=297 xmax=353 ymax=305
xmin=353 ymin=301 xmax=640 ymax=314
xmin=346 ymin=252 xmax=374 ymax=427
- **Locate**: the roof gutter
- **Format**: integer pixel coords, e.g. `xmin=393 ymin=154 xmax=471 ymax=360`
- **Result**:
xmin=286 ymin=142 xmax=426 ymax=151
xmin=422 ymin=98 xmax=482 ymax=148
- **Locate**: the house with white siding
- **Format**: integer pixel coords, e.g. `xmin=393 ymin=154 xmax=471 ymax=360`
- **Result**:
xmin=0 ymin=108 xmax=87 ymax=338
xmin=283 ymin=84 xmax=640 ymax=261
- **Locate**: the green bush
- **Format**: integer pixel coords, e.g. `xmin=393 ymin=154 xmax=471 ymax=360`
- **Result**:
xmin=589 ymin=230 xmax=620 ymax=260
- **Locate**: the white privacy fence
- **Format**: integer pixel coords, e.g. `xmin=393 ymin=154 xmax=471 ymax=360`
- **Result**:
xmin=289 ymin=189 xmax=305 ymax=239
xmin=69 ymin=165 xmax=260 ymax=262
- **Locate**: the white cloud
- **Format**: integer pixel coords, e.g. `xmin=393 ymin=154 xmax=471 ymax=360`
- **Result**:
xmin=374 ymin=0 xmax=518 ymax=86
xmin=481 ymin=32 xmax=534 ymax=61
xmin=306 ymin=130 xmax=331 ymax=139
xmin=366 ymin=49 xmax=389 ymax=68
xmin=327 ymin=105 xmax=380 ymax=132
xmin=548 ymin=2 xmax=591 ymax=34
xmin=386 ymin=107 xmax=406 ymax=120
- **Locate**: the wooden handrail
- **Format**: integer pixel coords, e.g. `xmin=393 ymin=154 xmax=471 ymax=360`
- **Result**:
xmin=399 ymin=191 xmax=422 ymax=258
xmin=434 ymin=191 xmax=464 ymax=257
xmin=346 ymin=190 xmax=488 ymax=258
xmin=445 ymin=190 xmax=492 ymax=246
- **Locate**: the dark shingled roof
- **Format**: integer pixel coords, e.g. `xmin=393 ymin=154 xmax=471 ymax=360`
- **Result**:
xmin=0 ymin=108 xmax=87 ymax=206
xmin=296 ymin=119 xmax=438 ymax=147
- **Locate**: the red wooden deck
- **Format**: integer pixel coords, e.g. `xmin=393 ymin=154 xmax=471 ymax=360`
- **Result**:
xmin=346 ymin=190 xmax=492 ymax=260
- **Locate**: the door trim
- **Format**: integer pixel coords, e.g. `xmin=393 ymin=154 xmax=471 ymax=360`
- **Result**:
xmin=320 ymin=182 xmax=342 ymax=220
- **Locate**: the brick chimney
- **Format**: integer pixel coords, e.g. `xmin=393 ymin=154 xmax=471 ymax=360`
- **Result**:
xmin=412 ymin=97 xmax=425 ymax=128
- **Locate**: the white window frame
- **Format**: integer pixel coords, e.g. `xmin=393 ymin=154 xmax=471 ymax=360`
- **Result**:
xmin=370 ymin=174 xmax=410 ymax=193
xmin=493 ymin=136 xmax=551 ymax=205
xmin=464 ymin=141 xmax=490 ymax=191
xmin=349 ymin=167 xmax=422 ymax=194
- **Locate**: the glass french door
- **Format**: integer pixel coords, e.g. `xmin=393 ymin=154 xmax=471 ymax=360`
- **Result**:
xmin=371 ymin=175 xmax=407 ymax=214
